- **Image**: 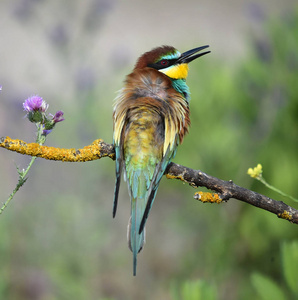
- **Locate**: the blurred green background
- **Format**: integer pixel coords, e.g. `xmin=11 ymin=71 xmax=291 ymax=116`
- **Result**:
xmin=0 ymin=0 xmax=298 ymax=299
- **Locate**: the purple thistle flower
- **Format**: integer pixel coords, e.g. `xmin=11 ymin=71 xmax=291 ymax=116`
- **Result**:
xmin=42 ymin=129 xmax=52 ymax=136
xmin=23 ymin=95 xmax=49 ymax=113
xmin=22 ymin=94 xmax=64 ymax=134
xmin=52 ymin=110 xmax=65 ymax=123
xmin=42 ymin=110 xmax=65 ymax=135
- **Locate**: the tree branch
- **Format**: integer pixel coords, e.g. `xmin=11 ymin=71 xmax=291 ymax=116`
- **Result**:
xmin=1 ymin=136 xmax=297 ymax=224
xmin=165 ymin=163 xmax=298 ymax=224
xmin=0 ymin=136 xmax=115 ymax=161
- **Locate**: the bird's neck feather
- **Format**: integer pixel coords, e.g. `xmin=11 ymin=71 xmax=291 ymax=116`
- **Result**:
xmin=170 ymin=79 xmax=190 ymax=102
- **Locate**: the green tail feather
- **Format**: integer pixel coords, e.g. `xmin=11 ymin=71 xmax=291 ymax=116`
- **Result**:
xmin=127 ymin=171 xmax=147 ymax=276
xmin=128 ymin=200 xmax=145 ymax=276
xmin=126 ymin=146 xmax=176 ymax=275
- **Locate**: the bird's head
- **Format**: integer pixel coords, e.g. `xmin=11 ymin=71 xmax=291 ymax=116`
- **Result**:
xmin=134 ymin=45 xmax=210 ymax=80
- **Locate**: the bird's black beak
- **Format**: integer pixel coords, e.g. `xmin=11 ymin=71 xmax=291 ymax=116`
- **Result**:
xmin=177 ymin=45 xmax=210 ymax=64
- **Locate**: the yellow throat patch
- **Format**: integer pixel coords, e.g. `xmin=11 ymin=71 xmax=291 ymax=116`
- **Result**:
xmin=160 ymin=63 xmax=189 ymax=79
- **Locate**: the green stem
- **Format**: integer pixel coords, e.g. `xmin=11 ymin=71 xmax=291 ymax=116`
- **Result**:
xmin=257 ymin=176 xmax=298 ymax=203
xmin=0 ymin=123 xmax=46 ymax=214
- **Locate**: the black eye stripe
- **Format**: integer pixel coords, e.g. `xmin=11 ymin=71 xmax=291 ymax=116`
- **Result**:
xmin=148 ymin=58 xmax=177 ymax=70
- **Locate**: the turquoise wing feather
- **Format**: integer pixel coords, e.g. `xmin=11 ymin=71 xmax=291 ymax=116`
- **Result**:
xmin=138 ymin=144 xmax=177 ymax=234
xmin=113 ymin=144 xmax=122 ymax=218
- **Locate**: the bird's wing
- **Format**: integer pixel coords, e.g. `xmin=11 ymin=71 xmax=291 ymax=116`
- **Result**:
xmin=138 ymin=113 xmax=179 ymax=234
xmin=112 ymin=107 xmax=127 ymax=218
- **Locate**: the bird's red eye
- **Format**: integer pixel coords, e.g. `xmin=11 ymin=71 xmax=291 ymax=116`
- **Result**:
xmin=160 ymin=59 xmax=168 ymax=66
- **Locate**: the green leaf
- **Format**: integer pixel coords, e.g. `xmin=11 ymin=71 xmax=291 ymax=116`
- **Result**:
xmin=171 ymin=280 xmax=217 ymax=300
xmin=282 ymin=241 xmax=298 ymax=295
xmin=251 ymin=273 xmax=286 ymax=300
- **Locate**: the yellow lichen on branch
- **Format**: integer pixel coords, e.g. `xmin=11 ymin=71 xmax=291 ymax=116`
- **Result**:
xmin=0 ymin=136 xmax=115 ymax=162
xmin=166 ymin=173 xmax=185 ymax=182
xmin=194 ymin=191 xmax=222 ymax=204
xmin=278 ymin=210 xmax=293 ymax=221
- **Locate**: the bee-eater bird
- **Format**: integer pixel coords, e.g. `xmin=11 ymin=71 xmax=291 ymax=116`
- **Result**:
xmin=113 ymin=45 xmax=210 ymax=275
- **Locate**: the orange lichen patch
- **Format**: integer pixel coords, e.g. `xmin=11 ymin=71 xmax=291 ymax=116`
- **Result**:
xmin=194 ymin=191 xmax=222 ymax=204
xmin=0 ymin=136 xmax=111 ymax=162
xmin=166 ymin=173 xmax=185 ymax=182
xmin=1 ymin=137 xmax=31 ymax=154
xmin=71 ymin=139 xmax=106 ymax=161
xmin=278 ymin=210 xmax=293 ymax=221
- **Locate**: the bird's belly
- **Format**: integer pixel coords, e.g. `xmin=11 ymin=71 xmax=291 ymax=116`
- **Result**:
xmin=124 ymin=111 xmax=164 ymax=167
